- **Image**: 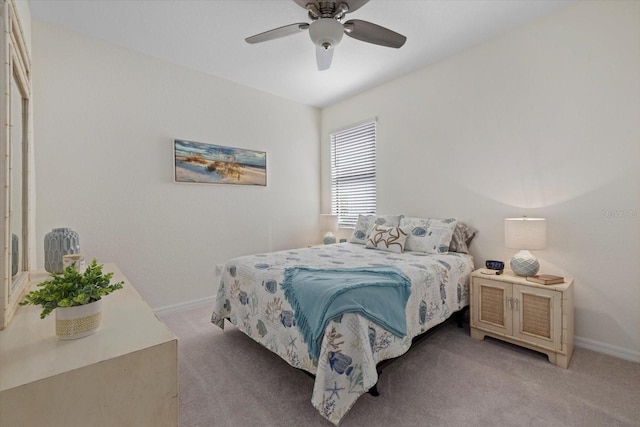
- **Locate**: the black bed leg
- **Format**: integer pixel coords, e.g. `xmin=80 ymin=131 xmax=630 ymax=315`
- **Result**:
xmin=456 ymin=307 xmax=468 ymax=328
xmin=368 ymin=383 xmax=380 ymax=397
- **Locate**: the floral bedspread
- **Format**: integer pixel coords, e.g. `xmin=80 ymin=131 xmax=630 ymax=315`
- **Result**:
xmin=211 ymin=243 xmax=474 ymax=425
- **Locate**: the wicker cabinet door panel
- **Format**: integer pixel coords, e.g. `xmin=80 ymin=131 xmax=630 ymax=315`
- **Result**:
xmin=473 ymin=278 xmax=512 ymax=335
xmin=512 ymin=285 xmax=561 ymax=350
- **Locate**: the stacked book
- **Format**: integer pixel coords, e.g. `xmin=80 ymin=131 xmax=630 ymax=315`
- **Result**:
xmin=526 ymin=274 xmax=564 ymax=285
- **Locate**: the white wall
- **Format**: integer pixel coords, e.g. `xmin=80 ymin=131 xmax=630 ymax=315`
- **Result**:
xmin=321 ymin=1 xmax=640 ymax=359
xmin=32 ymin=21 xmax=321 ymax=310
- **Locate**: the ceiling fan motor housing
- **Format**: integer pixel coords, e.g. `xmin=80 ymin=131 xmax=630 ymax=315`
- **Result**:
xmin=309 ymin=18 xmax=344 ymax=49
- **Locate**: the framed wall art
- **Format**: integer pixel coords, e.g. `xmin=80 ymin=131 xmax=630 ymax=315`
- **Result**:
xmin=173 ymin=139 xmax=266 ymax=186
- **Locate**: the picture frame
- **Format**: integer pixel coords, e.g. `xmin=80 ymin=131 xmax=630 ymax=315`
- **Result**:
xmin=173 ymin=139 xmax=266 ymax=186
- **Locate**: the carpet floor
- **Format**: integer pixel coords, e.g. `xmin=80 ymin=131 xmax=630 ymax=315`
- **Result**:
xmin=159 ymin=304 xmax=640 ymax=427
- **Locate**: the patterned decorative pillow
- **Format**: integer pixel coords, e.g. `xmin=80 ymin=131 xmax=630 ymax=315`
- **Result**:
xmin=449 ymin=222 xmax=478 ymax=254
xmin=399 ymin=217 xmax=458 ymax=254
xmin=365 ymin=225 xmax=410 ymax=254
xmin=349 ymin=214 xmax=403 ymax=245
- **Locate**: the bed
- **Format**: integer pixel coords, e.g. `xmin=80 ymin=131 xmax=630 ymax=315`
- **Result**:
xmin=211 ymin=216 xmax=476 ymax=425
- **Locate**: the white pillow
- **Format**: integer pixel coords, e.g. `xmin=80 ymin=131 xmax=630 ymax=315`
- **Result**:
xmin=349 ymin=214 xmax=403 ymax=245
xmin=365 ymin=225 xmax=410 ymax=254
xmin=399 ymin=217 xmax=458 ymax=254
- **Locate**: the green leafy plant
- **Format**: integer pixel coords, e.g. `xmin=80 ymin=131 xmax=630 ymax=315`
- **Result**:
xmin=20 ymin=259 xmax=124 ymax=319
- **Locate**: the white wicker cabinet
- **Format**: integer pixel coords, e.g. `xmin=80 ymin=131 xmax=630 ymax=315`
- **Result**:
xmin=470 ymin=270 xmax=574 ymax=368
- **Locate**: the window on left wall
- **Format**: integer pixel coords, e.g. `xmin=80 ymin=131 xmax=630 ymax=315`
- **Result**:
xmin=330 ymin=121 xmax=377 ymax=228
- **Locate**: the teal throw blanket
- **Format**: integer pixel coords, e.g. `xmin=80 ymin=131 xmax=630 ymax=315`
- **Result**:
xmin=281 ymin=266 xmax=411 ymax=361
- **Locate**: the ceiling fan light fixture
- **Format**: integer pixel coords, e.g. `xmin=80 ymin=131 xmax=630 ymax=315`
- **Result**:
xmin=309 ymin=18 xmax=344 ymax=50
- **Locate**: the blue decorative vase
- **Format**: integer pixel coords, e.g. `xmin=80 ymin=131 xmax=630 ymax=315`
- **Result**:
xmin=323 ymin=232 xmax=337 ymax=245
xmin=510 ymin=250 xmax=540 ymax=276
xmin=44 ymin=228 xmax=80 ymax=273
xmin=11 ymin=233 xmax=19 ymax=277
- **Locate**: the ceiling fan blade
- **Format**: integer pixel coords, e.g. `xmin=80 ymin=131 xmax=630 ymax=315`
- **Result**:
xmin=316 ymin=46 xmax=334 ymax=71
xmin=344 ymin=19 xmax=406 ymax=48
xmin=245 ymin=23 xmax=309 ymax=44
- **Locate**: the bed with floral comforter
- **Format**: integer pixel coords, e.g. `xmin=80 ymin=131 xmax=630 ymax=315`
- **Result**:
xmin=211 ymin=242 xmax=474 ymax=425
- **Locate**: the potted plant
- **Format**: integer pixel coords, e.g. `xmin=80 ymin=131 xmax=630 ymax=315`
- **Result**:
xmin=20 ymin=259 xmax=124 ymax=339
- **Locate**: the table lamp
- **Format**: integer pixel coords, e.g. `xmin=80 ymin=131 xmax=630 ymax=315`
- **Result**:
xmin=504 ymin=217 xmax=547 ymax=276
xmin=320 ymin=214 xmax=338 ymax=244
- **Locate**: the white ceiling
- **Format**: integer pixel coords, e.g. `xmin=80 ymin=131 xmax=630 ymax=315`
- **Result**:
xmin=28 ymin=0 xmax=574 ymax=108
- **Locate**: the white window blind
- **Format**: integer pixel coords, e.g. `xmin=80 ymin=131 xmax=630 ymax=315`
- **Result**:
xmin=330 ymin=121 xmax=377 ymax=227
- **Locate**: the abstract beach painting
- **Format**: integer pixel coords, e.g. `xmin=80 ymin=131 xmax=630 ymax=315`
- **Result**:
xmin=174 ymin=139 xmax=266 ymax=186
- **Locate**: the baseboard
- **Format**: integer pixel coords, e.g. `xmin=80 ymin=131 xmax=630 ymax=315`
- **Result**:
xmin=575 ymin=335 xmax=640 ymax=363
xmin=154 ymin=298 xmax=640 ymax=363
xmin=154 ymin=296 xmax=216 ymax=315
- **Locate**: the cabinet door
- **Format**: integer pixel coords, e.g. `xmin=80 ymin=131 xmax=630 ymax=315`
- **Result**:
xmin=472 ymin=277 xmax=512 ymax=335
xmin=512 ymin=284 xmax=562 ymax=350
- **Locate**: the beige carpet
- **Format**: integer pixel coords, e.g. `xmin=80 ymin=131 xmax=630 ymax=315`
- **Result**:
xmin=159 ymin=305 xmax=640 ymax=427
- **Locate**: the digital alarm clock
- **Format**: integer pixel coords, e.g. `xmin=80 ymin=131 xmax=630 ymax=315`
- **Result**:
xmin=485 ymin=260 xmax=504 ymax=271
xmin=482 ymin=260 xmax=504 ymax=275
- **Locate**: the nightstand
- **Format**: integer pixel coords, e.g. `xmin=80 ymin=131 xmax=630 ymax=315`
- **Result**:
xmin=470 ymin=269 xmax=574 ymax=368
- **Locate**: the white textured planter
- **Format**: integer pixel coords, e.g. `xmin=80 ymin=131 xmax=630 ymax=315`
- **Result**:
xmin=55 ymin=299 xmax=103 ymax=340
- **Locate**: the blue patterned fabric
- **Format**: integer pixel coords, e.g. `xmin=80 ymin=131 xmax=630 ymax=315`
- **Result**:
xmin=282 ymin=266 xmax=411 ymax=361
xmin=212 ymin=243 xmax=474 ymax=425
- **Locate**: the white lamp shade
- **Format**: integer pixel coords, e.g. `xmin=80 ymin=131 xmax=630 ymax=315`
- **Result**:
xmin=309 ymin=18 xmax=344 ymax=49
xmin=319 ymin=214 xmax=338 ymax=232
xmin=504 ymin=217 xmax=547 ymax=250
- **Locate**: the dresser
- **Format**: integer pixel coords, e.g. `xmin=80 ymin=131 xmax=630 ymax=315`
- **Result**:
xmin=0 ymin=264 xmax=178 ymax=426
xmin=470 ymin=269 xmax=574 ymax=368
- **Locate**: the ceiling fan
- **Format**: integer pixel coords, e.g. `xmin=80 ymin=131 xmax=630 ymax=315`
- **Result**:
xmin=245 ymin=0 xmax=407 ymax=71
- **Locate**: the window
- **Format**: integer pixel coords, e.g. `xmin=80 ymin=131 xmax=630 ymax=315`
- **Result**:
xmin=330 ymin=121 xmax=377 ymax=227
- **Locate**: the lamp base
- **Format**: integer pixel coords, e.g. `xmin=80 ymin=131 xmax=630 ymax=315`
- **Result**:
xmin=510 ymin=250 xmax=540 ymax=276
xmin=323 ymin=232 xmax=337 ymax=245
